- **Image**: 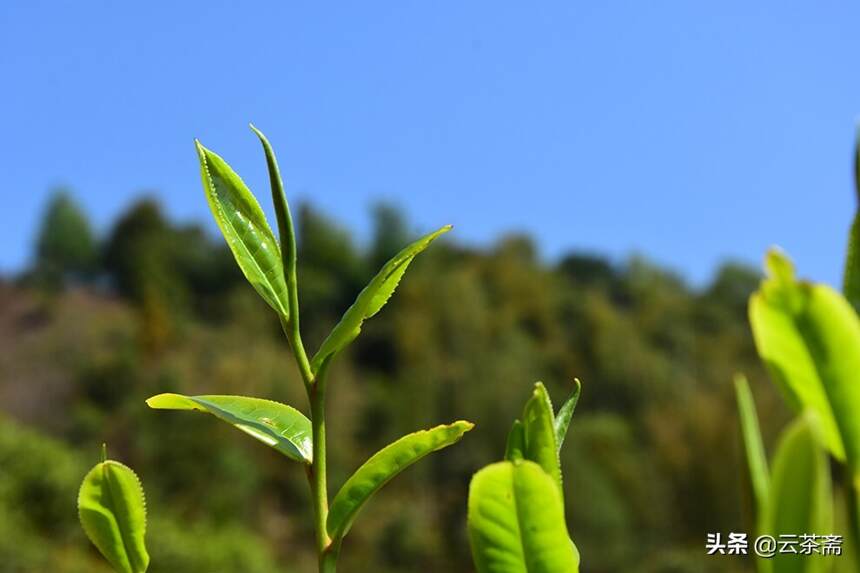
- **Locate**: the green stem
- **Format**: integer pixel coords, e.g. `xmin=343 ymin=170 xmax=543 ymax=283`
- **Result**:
xmin=320 ymin=538 xmax=341 ymax=573
xmin=308 ymin=360 xmax=333 ymax=570
xmin=279 ymin=315 xmax=314 ymax=389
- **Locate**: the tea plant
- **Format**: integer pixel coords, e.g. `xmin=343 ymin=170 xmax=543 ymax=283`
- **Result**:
xmin=77 ymin=127 xmax=474 ymax=573
xmin=78 ymin=446 xmax=149 ymax=573
xmin=736 ymin=133 xmax=860 ymax=572
xmin=468 ymin=380 xmax=582 ymax=573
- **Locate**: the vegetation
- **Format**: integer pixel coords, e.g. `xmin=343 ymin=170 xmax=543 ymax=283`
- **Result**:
xmin=1 ymin=130 xmax=811 ymax=571
xmin=733 ymin=135 xmax=860 ymax=573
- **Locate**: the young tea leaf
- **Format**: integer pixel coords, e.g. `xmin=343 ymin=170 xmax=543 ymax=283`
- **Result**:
xmin=734 ymin=374 xmax=769 ymax=517
xmin=505 ymin=419 xmax=526 ymax=462
xmin=749 ymin=249 xmax=846 ymax=462
xmin=310 ymin=225 xmax=451 ymax=374
xmin=195 ymin=140 xmax=290 ymax=318
xmin=327 ymin=420 xmax=473 ymax=540
xmin=759 ymin=414 xmax=832 ymax=573
xmin=249 ymin=125 xmax=298 ymax=303
xmin=553 ymin=378 xmax=581 ymax=453
xmin=146 ymin=394 xmax=312 ymax=463
xmin=522 ymin=382 xmax=563 ymax=496
xmin=468 ymin=460 xmax=579 ymax=573
xmin=78 ymin=457 xmax=149 ymax=573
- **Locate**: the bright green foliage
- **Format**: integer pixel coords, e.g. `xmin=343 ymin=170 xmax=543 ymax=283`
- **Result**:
xmin=472 ymin=382 xmax=581 ymax=572
xmin=734 ymin=374 xmax=769 ymax=516
xmin=78 ymin=452 xmax=150 ymax=573
xmin=843 ymin=126 xmax=860 ymax=310
xmin=522 ymin=382 xmax=563 ymax=495
xmin=146 ymin=394 xmax=312 ymax=464
xmin=146 ymin=129 xmax=468 ymax=572
xmin=749 ymin=249 xmax=846 ymax=462
xmin=310 ymin=225 xmax=452 ymax=374
xmin=760 ymin=415 xmax=833 ymax=573
xmin=327 ymin=421 xmax=474 ymax=540
xmin=195 ymin=140 xmax=291 ymax=318
xmin=553 ymin=379 xmax=581 ymax=453
xmin=468 ymin=460 xmax=579 ymax=573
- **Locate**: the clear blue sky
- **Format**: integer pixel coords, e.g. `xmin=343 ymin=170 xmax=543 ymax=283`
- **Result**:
xmin=2 ymin=1 xmax=859 ymax=285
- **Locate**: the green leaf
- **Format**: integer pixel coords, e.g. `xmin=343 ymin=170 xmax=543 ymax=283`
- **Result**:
xmin=553 ymin=378 xmax=581 ymax=453
xmin=752 ymin=248 xmax=860 ymax=480
xmin=146 ymin=394 xmax=312 ymax=464
xmin=844 ymin=125 xmax=860 ymax=310
xmin=195 ymin=140 xmax=290 ymax=318
xmin=522 ymin=382 xmax=562 ymax=495
xmin=327 ymin=420 xmax=473 ymax=540
xmin=505 ymin=419 xmax=525 ymax=462
xmin=249 ymin=125 xmax=298 ymax=305
xmin=759 ymin=414 xmax=832 ymax=573
xmin=78 ymin=456 xmax=149 ymax=573
xmin=468 ymin=460 xmax=579 ymax=573
xmin=310 ymin=225 xmax=451 ymax=374
xmin=749 ymin=249 xmax=846 ymax=462
xmin=734 ymin=374 xmax=769 ymax=517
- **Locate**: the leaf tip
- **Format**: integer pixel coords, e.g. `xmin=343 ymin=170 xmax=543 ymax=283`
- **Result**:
xmin=100 ymin=443 xmax=107 ymax=463
xmin=764 ymin=247 xmax=795 ymax=283
xmin=249 ymin=123 xmax=265 ymax=140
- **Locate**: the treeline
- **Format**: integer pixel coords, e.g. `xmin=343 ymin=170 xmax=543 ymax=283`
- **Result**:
xmin=0 ymin=190 xmax=779 ymax=572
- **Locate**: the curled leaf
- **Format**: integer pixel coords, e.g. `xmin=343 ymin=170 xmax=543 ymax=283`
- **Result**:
xmin=505 ymin=419 xmax=525 ymax=462
xmin=522 ymin=382 xmax=562 ymax=495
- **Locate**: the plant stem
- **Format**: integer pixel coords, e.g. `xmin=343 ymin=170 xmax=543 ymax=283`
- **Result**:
xmin=308 ymin=360 xmax=333 ymax=571
xmin=320 ymin=538 xmax=341 ymax=573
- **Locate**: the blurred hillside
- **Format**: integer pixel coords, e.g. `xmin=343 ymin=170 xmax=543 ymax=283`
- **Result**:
xmin=0 ymin=191 xmax=786 ymax=572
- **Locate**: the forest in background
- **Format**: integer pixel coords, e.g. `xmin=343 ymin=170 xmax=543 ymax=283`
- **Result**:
xmin=0 ymin=190 xmax=790 ymax=572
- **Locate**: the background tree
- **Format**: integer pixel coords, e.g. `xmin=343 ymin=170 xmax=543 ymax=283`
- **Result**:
xmin=30 ymin=190 xmax=97 ymax=290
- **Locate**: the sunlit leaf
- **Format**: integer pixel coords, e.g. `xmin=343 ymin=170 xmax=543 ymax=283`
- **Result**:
xmin=734 ymin=374 xmax=769 ymax=517
xmin=749 ymin=249 xmax=848 ymax=462
xmin=759 ymin=414 xmax=832 ymax=573
xmin=553 ymin=378 xmax=581 ymax=453
xmin=327 ymin=420 xmax=473 ymax=540
xmin=78 ymin=454 xmax=149 ymax=573
xmin=310 ymin=226 xmax=451 ymax=374
xmin=468 ymin=460 xmax=579 ymax=573
xmin=522 ymin=382 xmax=562 ymax=495
xmin=146 ymin=394 xmax=312 ymax=463
xmin=195 ymin=140 xmax=290 ymax=318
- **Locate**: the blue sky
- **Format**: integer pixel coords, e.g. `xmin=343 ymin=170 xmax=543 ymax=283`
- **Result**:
xmin=2 ymin=2 xmax=859 ymax=286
